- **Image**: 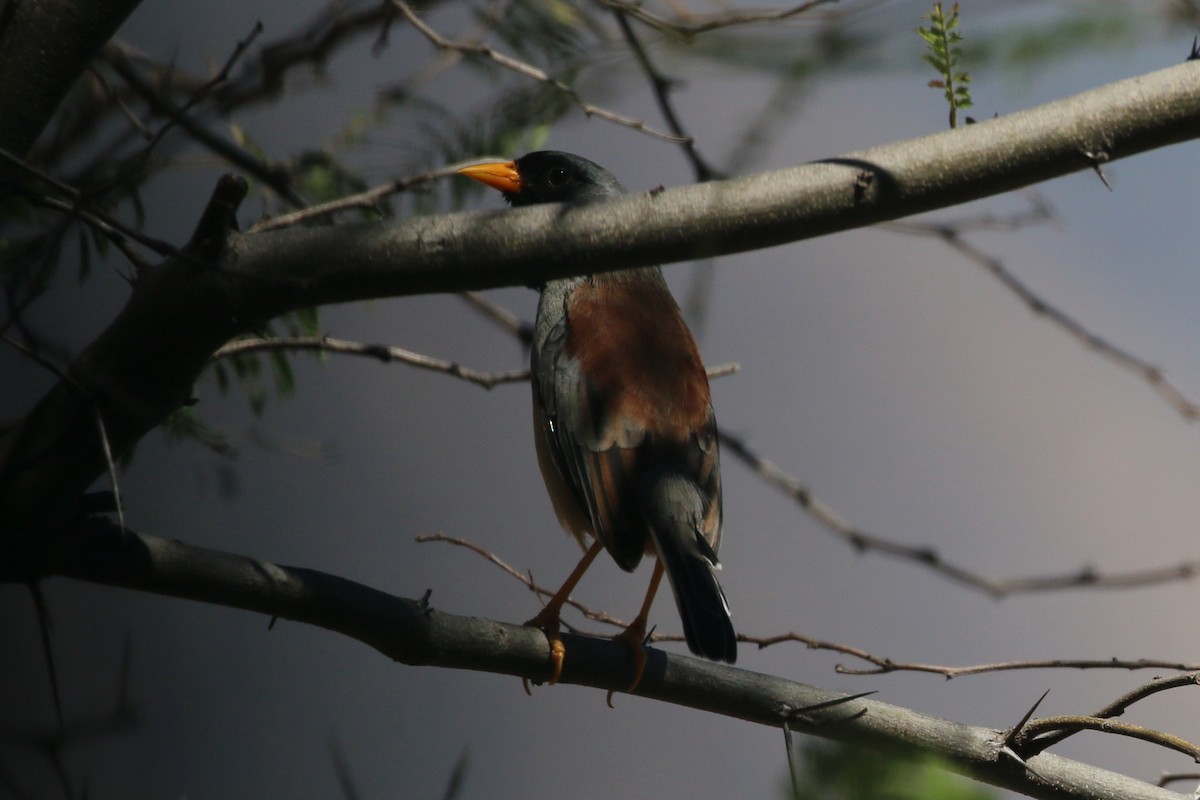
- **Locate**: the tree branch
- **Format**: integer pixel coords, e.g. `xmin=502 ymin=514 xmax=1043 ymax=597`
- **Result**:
xmin=888 ymin=218 xmax=1200 ymax=421
xmin=212 ymin=335 xmax=530 ymax=389
xmin=224 ymin=60 xmax=1200 ymax=306
xmin=0 ymin=0 xmax=145 ymax=177
xmin=613 ymin=10 xmax=720 ymax=180
xmin=598 ymin=0 xmax=838 ymax=39
xmin=720 ymin=431 xmax=1200 ymax=598
xmin=1020 ymin=672 xmax=1200 ymax=756
xmin=393 ymin=1 xmax=685 ymax=142
xmin=101 ymin=45 xmax=307 ymax=208
xmin=4 ymin=61 xmax=1200 ymax=563
xmin=47 ymin=519 xmax=1189 ymax=800
xmin=419 ymin=530 xmax=1200 ymax=680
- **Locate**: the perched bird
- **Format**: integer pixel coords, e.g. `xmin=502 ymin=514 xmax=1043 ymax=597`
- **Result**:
xmin=459 ymin=151 xmax=736 ymax=690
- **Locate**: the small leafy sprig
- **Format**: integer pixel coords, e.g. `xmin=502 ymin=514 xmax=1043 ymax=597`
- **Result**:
xmin=918 ymin=2 xmax=973 ymax=128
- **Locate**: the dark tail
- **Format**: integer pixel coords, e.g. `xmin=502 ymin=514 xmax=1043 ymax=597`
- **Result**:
xmin=641 ymin=473 xmax=736 ymax=663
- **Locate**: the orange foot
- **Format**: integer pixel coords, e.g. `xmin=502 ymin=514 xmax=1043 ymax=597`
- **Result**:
xmin=605 ymin=559 xmax=665 ymax=706
xmin=522 ymin=605 xmax=567 ymax=693
xmin=520 ymin=541 xmax=605 ymax=694
xmin=606 ymin=620 xmax=650 ymax=707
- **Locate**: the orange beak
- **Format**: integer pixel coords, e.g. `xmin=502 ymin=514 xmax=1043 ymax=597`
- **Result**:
xmin=458 ymin=160 xmax=522 ymax=194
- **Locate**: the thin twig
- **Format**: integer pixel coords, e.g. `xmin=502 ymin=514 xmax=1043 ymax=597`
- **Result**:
xmin=414 ymin=532 xmax=629 ymax=629
xmin=113 ymin=22 xmax=265 ymax=162
xmin=1089 ymin=672 xmax=1200 ymax=724
xmin=600 ymin=0 xmax=837 ymax=39
xmin=459 ymin=292 xmax=534 ymax=345
xmin=1157 ymin=772 xmax=1200 ymax=788
xmin=22 ymin=194 xmax=155 ymax=273
xmin=751 ymin=632 xmax=1200 ymax=678
xmin=888 ymin=218 xmax=1200 ymax=421
xmin=720 ymin=430 xmax=1200 ymax=597
xmin=27 ymin=584 xmax=64 ymax=730
xmin=613 ymin=10 xmax=720 ymax=180
xmin=0 ymin=146 xmax=181 ymax=267
xmin=36 ymin=7 xmax=373 ymax=174
xmin=219 ymin=3 xmax=394 ymax=109
xmin=417 ymin=533 xmax=1200 ymax=683
xmin=211 ymin=336 xmax=530 ymax=390
xmin=0 ymin=628 xmax=140 ymax=791
xmin=249 ymin=160 xmax=482 ymax=233
xmin=86 ymin=63 xmax=154 ymax=140
xmin=212 ymin=332 xmax=737 ymax=389
xmin=392 ymin=1 xmax=686 ymax=142
xmin=1 ymin=335 xmax=126 ymax=537
xmin=1022 ymin=671 xmax=1200 ymax=755
xmin=1015 ymin=715 xmax=1200 ymax=762
xmin=102 ymin=45 xmax=307 ymax=208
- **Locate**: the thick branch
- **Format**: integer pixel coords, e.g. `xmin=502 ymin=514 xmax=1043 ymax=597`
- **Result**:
xmin=48 ymin=520 xmax=1185 ymax=800
xmin=0 ymin=0 xmax=144 ymax=180
xmin=221 ymin=61 xmax=1200 ymax=310
xmin=3 ymin=61 xmax=1200 ymax=549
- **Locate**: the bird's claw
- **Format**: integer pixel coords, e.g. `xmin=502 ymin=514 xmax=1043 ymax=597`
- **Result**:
xmin=523 ymin=608 xmax=566 ymax=690
xmin=606 ymin=622 xmax=650 ymax=707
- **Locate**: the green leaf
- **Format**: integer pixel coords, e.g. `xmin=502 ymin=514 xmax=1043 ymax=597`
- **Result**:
xmin=163 ymin=405 xmax=238 ymax=457
xmin=295 ymin=306 xmax=320 ymax=337
xmin=268 ymin=349 xmax=295 ymax=399
xmin=784 ymin=742 xmax=998 ymax=800
xmin=917 ymin=2 xmax=974 ymax=129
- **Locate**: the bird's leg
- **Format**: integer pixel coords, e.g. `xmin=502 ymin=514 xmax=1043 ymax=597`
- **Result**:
xmin=525 ymin=540 xmax=604 ymax=687
xmin=607 ymin=558 xmax=665 ymax=705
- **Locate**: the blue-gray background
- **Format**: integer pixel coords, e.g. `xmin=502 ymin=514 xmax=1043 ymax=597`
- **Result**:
xmin=4 ymin=2 xmax=1200 ymax=798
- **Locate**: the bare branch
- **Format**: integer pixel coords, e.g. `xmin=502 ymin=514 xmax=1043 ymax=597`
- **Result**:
xmin=212 ymin=332 xmax=738 ymax=392
xmin=754 ymin=632 xmax=1200 ymax=678
xmin=1021 ymin=672 xmax=1200 ymax=756
xmin=42 ymin=519 xmax=1185 ymax=800
xmin=415 ymin=532 xmax=629 ymax=629
xmin=1 ymin=335 xmax=126 ymax=537
xmin=0 ymin=635 xmax=139 ymax=797
xmin=1016 ymin=716 xmax=1200 ymax=762
xmin=613 ymin=10 xmax=720 ymax=180
xmin=459 ymin=292 xmax=534 ymax=345
xmin=6 ymin=61 xmax=1200 ymax=557
xmin=599 ymin=0 xmax=839 ymax=39
xmin=419 ymin=534 xmax=1200 ymax=685
xmin=889 ymin=218 xmax=1200 ymax=421
xmin=392 ymin=1 xmax=686 ymax=142
xmin=248 ymin=160 xmax=485 ymax=233
xmin=0 ymin=0 xmax=143 ymax=167
xmin=86 ymin=62 xmax=154 ymax=140
xmin=1090 ymin=672 xmax=1200 ymax=724
xmin=101 ymin=44 xmax=307 ymax=208
xmin=212 ymin=335 xmax=529 ymax=390
xmin=21 ymin=193 xmax=154 ymax=273
xmin=217 ymin=3 xmax=395 ymax=109
xmin=0 ymin=146 xmax=181 ymax=267
xmin=100 ymin=21 xmax=264 ymax=164
xmin=1157 ymin=772 xmax=1200 ymax=788
xmin=720 ymin=431 xmax=1200 ymax=597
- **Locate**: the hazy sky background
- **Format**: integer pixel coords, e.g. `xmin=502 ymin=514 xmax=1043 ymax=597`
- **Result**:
xmin=4 ymin=2 xmax=1200 ymax=798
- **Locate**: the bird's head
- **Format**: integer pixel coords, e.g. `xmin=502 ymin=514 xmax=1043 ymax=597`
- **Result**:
xmin=458 ymin=150 xmax=626 ymax=206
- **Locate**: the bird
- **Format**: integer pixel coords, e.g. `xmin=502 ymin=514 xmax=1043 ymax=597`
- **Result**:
xmin=458 ymin=151 xmax=736 ymax=692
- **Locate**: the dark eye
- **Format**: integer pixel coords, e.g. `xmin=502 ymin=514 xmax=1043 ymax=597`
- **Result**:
xmin=547 ymin=168 xmax=570 ymax=187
